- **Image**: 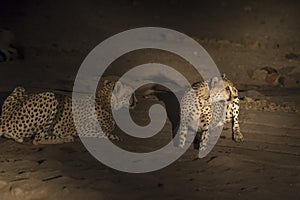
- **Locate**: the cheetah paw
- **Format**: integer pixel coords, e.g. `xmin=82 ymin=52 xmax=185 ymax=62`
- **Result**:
xmin=233 ymin=132 xmax=244 ymax=143
xmin=108 ymin=135 xmax=120 ymax=141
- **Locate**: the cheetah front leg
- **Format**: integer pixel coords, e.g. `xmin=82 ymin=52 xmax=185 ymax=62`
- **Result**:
xmin=98 ymin=116 xmax=120 ymax=141
xmin=231 ymin=98 xmax=243 ymax=142
xmin=97 ymin=105 xmax=120 ymax=141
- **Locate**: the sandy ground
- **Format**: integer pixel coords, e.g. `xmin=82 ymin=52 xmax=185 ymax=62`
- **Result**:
xmin=0 ymin=1 xmax=300 ymax=200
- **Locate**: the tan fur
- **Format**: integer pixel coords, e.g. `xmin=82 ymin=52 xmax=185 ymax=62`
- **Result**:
xmin=0 ymin=81 xmax=137 ymax=144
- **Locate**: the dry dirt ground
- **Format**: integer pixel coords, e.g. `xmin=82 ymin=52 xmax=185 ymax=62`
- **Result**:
xmin=0 ymin=1 xmax=300 ymax=200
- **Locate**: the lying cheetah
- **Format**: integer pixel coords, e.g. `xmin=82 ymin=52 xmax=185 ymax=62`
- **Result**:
xmin=0 ymin=80 xmax=137 ymax=144
xmin=178 ymin=74 xmax=243 ymax=154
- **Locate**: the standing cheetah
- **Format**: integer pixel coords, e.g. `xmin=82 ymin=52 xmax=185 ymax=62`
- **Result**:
xmin=178 ymin=74 xmax=243 ymax=156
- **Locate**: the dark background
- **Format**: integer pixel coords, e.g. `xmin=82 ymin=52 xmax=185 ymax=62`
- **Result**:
xmin=0 ymin=1 xmax=299 ymax=200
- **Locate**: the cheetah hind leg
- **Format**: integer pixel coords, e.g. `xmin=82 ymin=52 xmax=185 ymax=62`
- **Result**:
xmin=33 ymin=130 xmax=74 ymax=145
xmin=33 ymin=121 xmax=74 ymax=144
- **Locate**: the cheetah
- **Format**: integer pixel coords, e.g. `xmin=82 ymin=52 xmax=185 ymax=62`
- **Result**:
xmin=0 ymin=80 xmax=137 ymax=145
xmin=178 ymin=74 xmax=243 ymax=156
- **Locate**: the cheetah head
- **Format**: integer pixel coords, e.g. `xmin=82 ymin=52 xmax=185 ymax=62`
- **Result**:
xmin=105 ymin=80 xmax=138 ymax=110
xmin=209 ymin=74 xmax=238 ymax=102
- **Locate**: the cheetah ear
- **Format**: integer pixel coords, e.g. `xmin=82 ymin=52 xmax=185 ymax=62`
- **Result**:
xmin=210 ymin=76 xmax=220 ymax=88
xmin=113 ymin=81 xmax=122 ymax=93
xmin=221 ymin=73 xmax=226 ymax=79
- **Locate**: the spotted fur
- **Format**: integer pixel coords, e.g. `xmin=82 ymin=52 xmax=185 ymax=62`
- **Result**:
xmin=0 ymin=81 xmax=137 ymax=144
xmin=178 ymin=74 xmax=243 ymax=152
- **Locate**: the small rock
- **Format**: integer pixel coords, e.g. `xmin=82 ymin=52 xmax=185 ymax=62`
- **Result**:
xmin=261 ymin=66 xmax=278 ymax=74
xmin=265 ymin=73 xmax=280 ymax=85
xmin=252 ymin=67 xmax=284 ymax=86
xmin=252 ymin=69 xmax=268 ymax=81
